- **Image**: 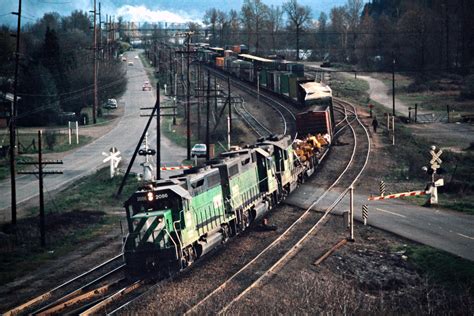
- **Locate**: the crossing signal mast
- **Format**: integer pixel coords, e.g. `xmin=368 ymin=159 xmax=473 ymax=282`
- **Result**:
xmin=369 ymin=145 xmax=445 ymax=206
xmin=422 ymin=145 xmax=444 ymax=205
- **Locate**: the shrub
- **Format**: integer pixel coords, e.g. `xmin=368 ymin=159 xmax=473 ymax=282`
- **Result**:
xmin=461 ymin=75 xmax=474 ymax=99
xmin=44 ymin=131 xmax=57 ymax=150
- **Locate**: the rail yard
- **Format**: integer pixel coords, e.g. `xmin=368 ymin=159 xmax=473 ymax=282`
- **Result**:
xmin=1 ymin=1 xmax=474 ymax=315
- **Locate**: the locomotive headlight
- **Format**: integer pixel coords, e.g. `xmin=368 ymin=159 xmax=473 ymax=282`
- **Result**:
xmin=147 ymin=192 xmax=154 ymax=202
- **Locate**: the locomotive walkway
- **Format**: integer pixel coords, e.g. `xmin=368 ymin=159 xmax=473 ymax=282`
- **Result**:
xmin=0 ymin=49 xmax=186 ymax=221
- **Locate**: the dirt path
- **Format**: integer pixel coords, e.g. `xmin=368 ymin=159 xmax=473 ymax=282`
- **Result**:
xmin=358 ymin=75 xmax=415 ymax=117
xmin=358 ymin=74 xmax=474 ymax=151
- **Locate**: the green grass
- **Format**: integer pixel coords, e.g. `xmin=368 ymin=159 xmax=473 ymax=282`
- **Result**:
xmin=139 ymin=53 xmax=160 ymax=89
xmin=0 ymin=167 xmax=138 ymax=285
xmin=438 ymin=194 xmax=474 ymax=215
xmin=0 ymin=156 xmax=33 ymax=180
xmin=331 ymin=73 xmax=370 ymax=105
xmin=360 ymin=95 xmax=474 ymax=214
xmin=0 ymin=133 xmax=92 ymax=154
xmin=0 ymin=214 xmax=116 ymax=285
xmin=42 ymin=167 xmax=137 ymax=212
xmin=402 ymin=244 xmax=474 ymax=295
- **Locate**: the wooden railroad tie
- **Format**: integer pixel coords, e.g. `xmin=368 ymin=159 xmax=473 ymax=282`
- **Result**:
xmin=313 ymin=238 xmax=348 ymax=266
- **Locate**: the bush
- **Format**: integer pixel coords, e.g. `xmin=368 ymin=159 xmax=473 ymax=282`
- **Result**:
xmin=44 ymin=131 xmax=57 ymax=150
xmin=461 ymin=75 xmax=474 ymax=99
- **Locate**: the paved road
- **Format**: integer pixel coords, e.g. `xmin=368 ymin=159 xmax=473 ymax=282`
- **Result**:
xmin=0 ymin=50 xmax=186 ymax=222
xmin=286 ymin=182 xmax=474 ymax=262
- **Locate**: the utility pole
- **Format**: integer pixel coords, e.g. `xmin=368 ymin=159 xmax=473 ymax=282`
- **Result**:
xmin=206 ymin=71 xmax=211 ymax=160
xmin=98 ymin=2 xmax=101 ymax=60
xmin=169 ymin=48 xmax=173 ymax=96
xmin=92 ymin=0 xmax=98 ymax=124
xmin=10 ymin=0 xmax=22 ymax=225
xmin=186 ymin=32 xmax=191 ymax=160
xmin=227 ymin=76 xmax=232 ymax=132
xmin=105 ymin=14 xmax=108 ymax=60
xmin=214 ymin=76 xmax=218 ymax=113
xmin=392 ymin=51 xmax=395 ymax=117
xmin=197 ymin=64 xmax=201 ymax=139
xmin=139 ymin=83 xmax=176 ymax=181
xmin=18 ymin=131 xmax=63 ymax=247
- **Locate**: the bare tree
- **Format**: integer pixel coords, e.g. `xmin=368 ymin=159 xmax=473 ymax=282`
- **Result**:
xmin=329 ymin=6 xmax=349 ymax=62
xmin=267 ymin=5 xmax=284 ymax=53
xmin=283 ymin=0 xmax=312 ymax=60
xmin=228 ymin=9 xmax=241 ymax=45
xmin=345 ymin=0 xmax=364 ymax=63
xmin=187 ymin=22 xmax=202 ymax=42
xmin=216 ymin=10 xmax=228 ymax=47
xmin=241 ymin=0 xmax=269 ymax=54
xmin=203 ymin=8 xmax=218 ymax=45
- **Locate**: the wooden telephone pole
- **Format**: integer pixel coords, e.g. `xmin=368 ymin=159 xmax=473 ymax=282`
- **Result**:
xmin=92 ymin=0 xmax=98 ymax=124
xmin=18 ymin=131 xmax=63 ymax=247
xmin=10 ymin=0 xmax=22 ymax=225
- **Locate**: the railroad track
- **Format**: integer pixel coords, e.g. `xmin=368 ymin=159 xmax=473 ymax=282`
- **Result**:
xmin=204 ymin=65 xmax=296 ymax=136
xmin=184 ymin=98 xmax=371 ymax=315
xmin=3 ymin=255 xmax=124 ymax=316
xmin=233 ymin=97 xmax=272 ymax=137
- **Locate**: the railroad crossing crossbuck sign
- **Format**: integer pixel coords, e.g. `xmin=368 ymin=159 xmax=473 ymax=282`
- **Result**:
xmin=102 ymin=147 xmax=121 ymax=178
xmin=429 ymin=147 xmax=443 ymax=171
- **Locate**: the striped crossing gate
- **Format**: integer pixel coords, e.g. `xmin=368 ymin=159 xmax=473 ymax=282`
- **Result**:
xmin=368 ymin=190 xmax=426 ymax=201
xmin=160 ymin=165 xmax=192 ymax=171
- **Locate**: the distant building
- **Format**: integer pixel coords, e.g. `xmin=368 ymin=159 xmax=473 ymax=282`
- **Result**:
xmin=0 ymin=93 xmax=14 ymax=129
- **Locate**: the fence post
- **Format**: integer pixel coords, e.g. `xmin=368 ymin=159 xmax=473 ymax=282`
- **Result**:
xmin=68 ymin=121 xmax=71 ymax=144
xmin=75 ymin=121 xmax=79 ymax=144
xmin=392 ymin=115 xmax=395 ymax=145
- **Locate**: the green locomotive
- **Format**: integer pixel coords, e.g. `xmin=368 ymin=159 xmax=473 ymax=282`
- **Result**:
xmin=123 ymin=135 xmax=301 ymax=275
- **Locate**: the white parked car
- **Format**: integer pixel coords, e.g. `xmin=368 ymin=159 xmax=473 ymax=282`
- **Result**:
xmin=128 ymin=61 xmax=134 ymax=66
xmin=191 ymin=144 xmax=207 ymax=157
xmin=105 ymin=98 xmax=117 ymax=109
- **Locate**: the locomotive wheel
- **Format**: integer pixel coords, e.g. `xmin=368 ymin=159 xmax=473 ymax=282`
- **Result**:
xmin=181 ymin=246 xmax=196 ymax=268
xmin=221 ymin=225 xmax=230 ymax=243
xmin=240 ymin=210 xmax=250 ymax=232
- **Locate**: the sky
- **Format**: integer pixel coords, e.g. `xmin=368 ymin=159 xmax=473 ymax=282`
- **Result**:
xmin=0 ymin=0 xmax=367 ymax=26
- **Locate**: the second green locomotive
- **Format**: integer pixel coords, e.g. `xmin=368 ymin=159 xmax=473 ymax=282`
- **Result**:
xmin=123 ymin=135 xmax=317 ymax=275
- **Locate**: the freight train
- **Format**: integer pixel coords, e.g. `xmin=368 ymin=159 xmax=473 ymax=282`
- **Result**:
xmin=196 ymin=44 xmax=329 ymax=108
xmin=123 ymin=132 xmax=331 ymax=276
xmin=123 ymin=48 xmax=335 ymax=276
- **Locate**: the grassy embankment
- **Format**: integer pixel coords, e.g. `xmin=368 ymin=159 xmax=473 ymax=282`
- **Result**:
xmin=401 ymin=244 xmax=474 ymax=296
xmin=332 ymin=72 xmax=474 ymax=214
xmin=331 ymin=72 xmax=474 ymax=294
xmin=0 ymin=167 xmax=137 ymax=285
xmin=0 ymin=133 xmax=92 ymax=180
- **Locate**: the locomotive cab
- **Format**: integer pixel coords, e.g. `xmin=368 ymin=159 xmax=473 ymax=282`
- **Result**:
xmin=123 ymin=183 xmax=191 ymax=275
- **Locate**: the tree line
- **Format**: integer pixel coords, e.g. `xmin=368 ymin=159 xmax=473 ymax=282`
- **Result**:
xmin=190 ymin=0 xmax=473 ymax=73
xmin=0 ymin=11 xmax=126 ymax=126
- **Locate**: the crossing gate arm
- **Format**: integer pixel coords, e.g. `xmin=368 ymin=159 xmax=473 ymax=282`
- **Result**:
xmin=160 ymin=165 xmax=192 ymax=171
xmin=368 ymin=190 xmax=427 ymax=201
